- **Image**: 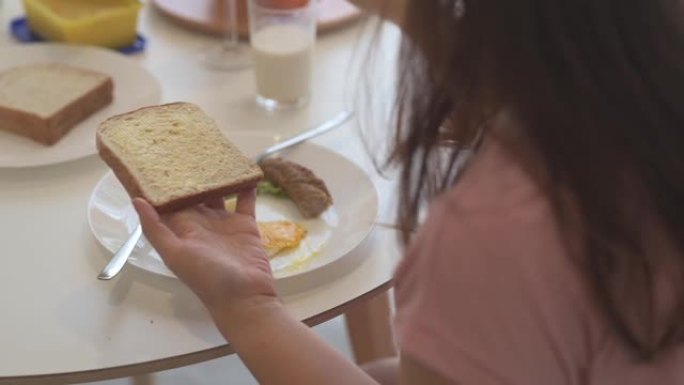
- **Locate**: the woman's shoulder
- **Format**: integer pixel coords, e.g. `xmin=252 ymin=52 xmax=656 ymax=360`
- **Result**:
xmin=396 ymin=131 xmax=593 ymax=302
xmin=397 ymin=132 xmax=560 ymax=272
xmin=393 ymin=134 xmax=606 ymax=384
xmin=437 ymin=133 xmax=550 ymax=226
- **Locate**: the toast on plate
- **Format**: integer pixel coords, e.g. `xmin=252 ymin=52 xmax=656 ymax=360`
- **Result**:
xmin=0 ymin=63 xmax=113 ymax=145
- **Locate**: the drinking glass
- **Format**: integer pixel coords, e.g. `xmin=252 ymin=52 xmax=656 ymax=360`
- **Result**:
xmin=248 ymin=0 xmax=316 ymax=111
xmin=203 ymin=0 xmax=251 ymax=71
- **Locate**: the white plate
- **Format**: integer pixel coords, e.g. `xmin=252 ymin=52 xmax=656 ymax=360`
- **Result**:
xmin=0 ymin=43 xmax=161 ymax=168
xmin=88 ymin=132 xmax=379 ymax=293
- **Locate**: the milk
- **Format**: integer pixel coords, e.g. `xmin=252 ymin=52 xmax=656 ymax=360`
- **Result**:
xmin=251 ymin=25 xmax=313 ymax=105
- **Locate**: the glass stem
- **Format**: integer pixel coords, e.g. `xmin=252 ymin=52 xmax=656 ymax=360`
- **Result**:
xmin=223 ymin=0 xmax=240 ymax=51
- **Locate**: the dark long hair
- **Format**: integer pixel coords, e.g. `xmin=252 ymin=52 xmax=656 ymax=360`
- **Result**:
xmin=390 ymin=0 xmax=684 ymax=357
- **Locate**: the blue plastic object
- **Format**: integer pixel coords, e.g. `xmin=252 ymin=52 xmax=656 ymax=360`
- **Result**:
xmin=9 ymin=17 xmax=146 ymax=55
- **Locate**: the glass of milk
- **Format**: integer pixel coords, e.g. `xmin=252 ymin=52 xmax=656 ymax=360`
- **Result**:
xmin=248 ymin=0 xmax=316 ymax=111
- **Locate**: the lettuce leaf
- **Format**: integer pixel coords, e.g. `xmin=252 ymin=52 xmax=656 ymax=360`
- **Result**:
xmin=257 ymin=180 xmax=288 ymax=198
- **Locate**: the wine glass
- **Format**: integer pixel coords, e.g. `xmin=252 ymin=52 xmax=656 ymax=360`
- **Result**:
xmin=203 ymin=0 xmax=251 ymax=71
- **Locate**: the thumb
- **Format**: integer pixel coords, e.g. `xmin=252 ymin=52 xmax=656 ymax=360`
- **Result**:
xmin=132 ymin=198 xmax=179 ymax=257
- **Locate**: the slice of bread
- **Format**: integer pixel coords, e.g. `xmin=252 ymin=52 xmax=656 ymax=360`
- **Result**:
xmin=0 ymin=63 xmax=113 ymax=145
xmin=97 ymin=102 xmax=263 ymax=213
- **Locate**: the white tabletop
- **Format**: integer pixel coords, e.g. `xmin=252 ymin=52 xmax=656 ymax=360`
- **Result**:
xmin=0 ymin=1 xmax=402 ymax=383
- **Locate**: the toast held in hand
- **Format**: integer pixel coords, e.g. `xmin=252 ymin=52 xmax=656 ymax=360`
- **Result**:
xmin=96 ymin=102 xmax=263 ymax=213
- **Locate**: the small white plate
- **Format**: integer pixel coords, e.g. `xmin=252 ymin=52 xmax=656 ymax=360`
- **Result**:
xmin=88 ymin=132 xmax=379 ymax=293
xmin=0 ymin=43 xmax=161 ymax=168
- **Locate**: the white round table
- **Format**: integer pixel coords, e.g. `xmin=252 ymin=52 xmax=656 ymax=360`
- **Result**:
xmin=0 ymin=1 xmax=403 ymax=383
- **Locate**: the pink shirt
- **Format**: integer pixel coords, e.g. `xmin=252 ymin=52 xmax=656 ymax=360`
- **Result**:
xmin=394 ymin=138 xmax=684 ymax=384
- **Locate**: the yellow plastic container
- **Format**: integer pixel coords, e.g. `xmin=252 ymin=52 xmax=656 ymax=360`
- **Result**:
xmin=22 ymin=0 xmax=142 ymax=49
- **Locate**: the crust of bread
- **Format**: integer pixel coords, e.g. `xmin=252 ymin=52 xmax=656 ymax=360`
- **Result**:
xmin=96 ymin=131 xmax=147 ymax=204
xmin=96 ymin=102 xmax=263 ymax=213
xmin=45 ymin=78 xmax=114 ymax=145
xmin=0 ymin=105 xmax=47 ymax=143
xmin=0 ymin=72 xmax=113 ymax=145
xmin=152 ymin=178 xmax=261 ymax=213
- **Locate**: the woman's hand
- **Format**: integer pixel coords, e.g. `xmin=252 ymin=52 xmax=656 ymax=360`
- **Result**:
xmin=133 ymin=190 xmax=277 ymax=319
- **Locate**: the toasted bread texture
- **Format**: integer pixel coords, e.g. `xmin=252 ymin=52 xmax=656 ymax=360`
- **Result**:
xmin=0 ymin=63 xmax=113 ymax=145
xmin=97 ymin=102 xmax=263 ymax=213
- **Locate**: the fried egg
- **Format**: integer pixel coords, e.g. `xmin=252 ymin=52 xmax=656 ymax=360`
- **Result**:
xmin=258 ymin=220 xmax=307 ymax=258
xmin=224 ymin=195 xmax=334 ymax=276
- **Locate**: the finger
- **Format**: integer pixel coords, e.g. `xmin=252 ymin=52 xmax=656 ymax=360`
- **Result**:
xmin=194 ymin=204 xmax=229 ymax=225
xmin=163 ymin=207 xmax=205 ymax=236
xmin=235 ymin=188 xmax=257 ymax=218
xmin=133 ymin=198 xmax=180 ymax=255
xmin=204 ymin=196 xmax=227 ymax=210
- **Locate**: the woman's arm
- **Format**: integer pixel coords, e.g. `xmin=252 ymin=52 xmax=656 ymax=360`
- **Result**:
xmin=212 ymin=295 xmax=454 ymax=385
xmin=211 ymin=295 xmax=379 ymax=385
xmin=134 ymin=195 xmax=454 ymax=385
xmin=134 ymin=195 xmax=377 ymax=384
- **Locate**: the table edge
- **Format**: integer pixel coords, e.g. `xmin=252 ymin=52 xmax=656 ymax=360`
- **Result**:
xmin=0 ymin=281 xmax=393 ymax=385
